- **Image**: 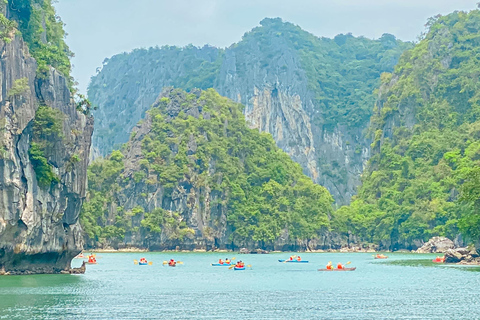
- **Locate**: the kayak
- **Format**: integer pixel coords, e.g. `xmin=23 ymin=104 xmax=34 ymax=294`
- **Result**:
xmin=139 ymin=262 xmax=148 ymax=265
xmin=234 ymin=267 xmax=245 ymax=270
xmin=211 ymin=263 xmax=231 ymax=266
xmin=278 ymin=260 xmax=309 ymax=263
xmin=432 ymin=260 xmax=444 ymax=263
xmin=168 ymin=264 xmax=176 ymax=267
xmin=374 ymin=256 xmax=388 ymax=259
xmin=85 ymin=261 xmax=97 ymax=265
xmin=318 ymin=267 xmax=356 ymax=272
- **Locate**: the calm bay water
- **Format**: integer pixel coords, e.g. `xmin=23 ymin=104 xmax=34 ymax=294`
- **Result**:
xmin=1 ymin=252 xmax=480 ymax=319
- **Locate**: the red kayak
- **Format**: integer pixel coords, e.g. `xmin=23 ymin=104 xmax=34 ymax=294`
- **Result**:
xmin=318 ymin=267 xmax=356 ymax=271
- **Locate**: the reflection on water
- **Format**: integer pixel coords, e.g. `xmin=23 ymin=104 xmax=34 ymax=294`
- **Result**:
xmin=1 ymin=253 xmax=480 ymax=319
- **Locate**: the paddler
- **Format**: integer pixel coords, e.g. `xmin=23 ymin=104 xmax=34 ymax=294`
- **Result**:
xmin=297 ymin=256 xmax=301 ymax=261
xmin=236 ymin=261 xmax=245 ymax=268
xmin=218 ymin=258 xmax=224 ymax=265
xmin=88 ymin=255 xmax=96 ymax=264
xmin=326 ymin=261 xmax=333 ymax=270
xmin=225 ymin=258 xmax=230 ymax=264
xmin=168 ymin=259 xmax=176 ymax=266
xmin=337 ymin=262 xmax=344 ymax=270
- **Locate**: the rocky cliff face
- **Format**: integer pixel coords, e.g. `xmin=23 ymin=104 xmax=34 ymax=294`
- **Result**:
xmin=89 ymin=18 xmax=411 ymax=205
xmin=0 ymin=5 xmax=93 ymax=274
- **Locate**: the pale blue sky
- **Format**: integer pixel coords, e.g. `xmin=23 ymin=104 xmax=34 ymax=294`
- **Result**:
xmin=54 ymin=0 xmax=478 ymax=93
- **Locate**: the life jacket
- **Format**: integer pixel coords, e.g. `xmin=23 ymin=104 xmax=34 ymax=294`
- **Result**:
xmin=337 ymin=264 xmax=343 ymax=269
xmin=225 ymin=260 xmax=230 ymax=264
xmin=297 ymin=256 xmax=301 ymax=261
xmin=326 ymin=265 xmax=332 ymax=270
xmin=219 ymin=259 xmax=223 ymax=264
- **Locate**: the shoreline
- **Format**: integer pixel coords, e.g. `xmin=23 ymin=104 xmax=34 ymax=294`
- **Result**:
xmin=83 ymin=248 xmax=405 ymax=254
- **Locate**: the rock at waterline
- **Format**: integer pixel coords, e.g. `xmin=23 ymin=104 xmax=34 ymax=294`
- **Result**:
xmin=416 ymin=237 xmax=455 ymax=253
xmin=444 ymin=248 xmax=480 ymax=264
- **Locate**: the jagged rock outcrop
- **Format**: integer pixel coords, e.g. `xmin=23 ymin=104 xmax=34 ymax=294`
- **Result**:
xmin=0 ymin=24 xmax=93 ymax=273
xmin=444 ymin=247 xmax=480 ymax=264
xmin=88 ymin=18 xmax=412 ymax=205
xmin=416 ymin=237 xmax=455 ymax=253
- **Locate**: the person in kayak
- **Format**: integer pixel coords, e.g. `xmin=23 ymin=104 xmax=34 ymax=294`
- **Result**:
xmin=297 ymin=256 xmax=301 ymax=261
xmin=337 ymin=263 xmax=344 ymax=269
xmin=88 ymin=255 xmax=96 ymax=264
xmin=225 ymin=258 xmax=230 ymax=264
xmin=236 ymin=261 xmax=245 ymax=268
xmin=435 ymin=256 xmax=445 ymax=262
xmin=218 ymin=259 xmax=224 ymax=265
xmin=168 ymin=259 xmax=176 ymax=266
xmin=140 ymin=258 xmax=147 ymax=264
xmin=326 ymin=261 xmax=333 ymax=270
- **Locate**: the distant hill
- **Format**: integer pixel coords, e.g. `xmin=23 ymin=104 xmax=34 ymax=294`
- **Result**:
xmin=88 ymin=18 xmax=412 ymax=204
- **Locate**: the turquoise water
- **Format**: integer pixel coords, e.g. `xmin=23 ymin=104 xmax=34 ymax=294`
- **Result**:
xmin=1 ymin=252 xmax=480 ymax=319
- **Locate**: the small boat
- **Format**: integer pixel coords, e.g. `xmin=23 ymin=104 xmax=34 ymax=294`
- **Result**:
xmin=374 ymin=256 xmax=388 ymax=259
xmin=74 ymin=254 xmax=85 ymax=259
xmin=168 ymin=263 xmax=176 ymax=267
xmin=139 ymin=262 xmax=148 ymax=265
xmin=318 ymin=267 xmax=356 ymax=271
xmin=211 ymin=263 xmax=231 ymax=266
xmin=278 ymin=259 xmax=309 ymax=263
xmin=234 ymin=267 xmax=245 ymax=270
xmin=85 ymin=261 xmax=97 ymax=265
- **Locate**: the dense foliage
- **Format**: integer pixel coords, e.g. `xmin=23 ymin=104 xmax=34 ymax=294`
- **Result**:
xmin=334 ymin=10 xmax=480 ymax=249
xmin=8 ymin=0 xmax=73 ymax=87
xmin=29 ymin=105 xmax=64 ymax=187
xmin=81 ymin=89 xmax=334 ymax=249
xmin=237 ymin=18 xmax=412 ymax=128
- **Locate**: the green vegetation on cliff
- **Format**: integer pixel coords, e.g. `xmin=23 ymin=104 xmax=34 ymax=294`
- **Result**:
xmin=88 ymin=18 xmax=411 ymax=156
xmin=238 ymin=18 xmax=412 ymax=128
xmin=334 ymin=9 xmax=480 ymax=249
xmin=7 ymin=0 xmax=73 ymax=85
xmin=81 ymin=88 xmax=334 ymax=249
xmin=29 ymin=105 xmax=64 ymax=187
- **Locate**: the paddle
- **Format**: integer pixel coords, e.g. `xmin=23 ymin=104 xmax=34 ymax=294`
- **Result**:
xmin=134 ymin=260 xmax=138 ymax=265
xmin=148 ymin=261 xmax=153 ymax=265
xmin=283 ymin=255 xmax=297 ymax=263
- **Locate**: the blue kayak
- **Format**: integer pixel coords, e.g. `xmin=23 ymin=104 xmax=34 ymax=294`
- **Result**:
xmin=211 ymin=263 xmax=231 ymax=266
xmin=278 ymin=260 xmax=309 ymax=263
xmin=234 ymin=267 xmax=245 ymax=270
xmin=139 ymin=262 xmax=148 ymax=265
